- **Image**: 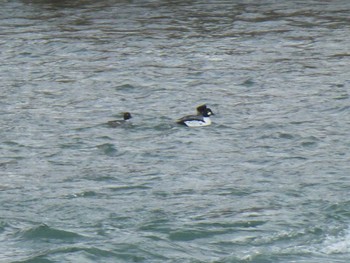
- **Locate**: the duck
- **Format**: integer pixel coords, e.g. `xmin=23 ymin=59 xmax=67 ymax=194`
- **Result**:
xmin=176 ymin=107 xmax=214 ymax=127
xmin=107 ymin=112 xmax=132 ymax=127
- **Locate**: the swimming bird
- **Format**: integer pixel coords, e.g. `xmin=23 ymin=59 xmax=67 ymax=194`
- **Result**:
xmin=107 ymin=112 xmax=132 ymax=127
xmin=176 ymin=107 xmax=214 ymax=127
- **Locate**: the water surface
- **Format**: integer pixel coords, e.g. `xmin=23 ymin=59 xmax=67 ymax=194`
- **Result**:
xmin=1 ymin=0 xmax=350 ymax=262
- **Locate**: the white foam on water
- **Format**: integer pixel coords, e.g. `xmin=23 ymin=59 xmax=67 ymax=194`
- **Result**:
xmin=321 ymin=228 xmax=350 ymax=254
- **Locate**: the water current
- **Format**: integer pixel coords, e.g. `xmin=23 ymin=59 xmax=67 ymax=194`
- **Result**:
xmin=1 ymin=0 xmax=350 ymax=262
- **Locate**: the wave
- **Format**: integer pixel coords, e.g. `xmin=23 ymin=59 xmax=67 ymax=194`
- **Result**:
xmin=15 ymin=224 xmax=82 ymax=240
xmin=321 ymin=227 xmax=350 ymax=254
xmin=11 ymin=245 xmax=138 ymax=263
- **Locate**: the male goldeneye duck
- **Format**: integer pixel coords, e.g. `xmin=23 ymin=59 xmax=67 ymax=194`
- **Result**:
xmin=107 ymin=112 xmax=132 ymax=127
xmin=176 ymin=107 xmax=214 ymax=127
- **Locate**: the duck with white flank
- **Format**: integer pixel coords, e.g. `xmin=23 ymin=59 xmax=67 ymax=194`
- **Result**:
xmin=176 ymin=106 xmax=214 ymax=127
xmin=107 ymin=112 xmax=132 ymax=127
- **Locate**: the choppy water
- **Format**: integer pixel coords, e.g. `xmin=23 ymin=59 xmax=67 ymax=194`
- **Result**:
xmin=1 ymin=0 xmax=350 ymax=262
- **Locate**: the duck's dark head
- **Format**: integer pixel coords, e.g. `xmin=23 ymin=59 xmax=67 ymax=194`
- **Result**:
xmin=204 ymin=108 xmax=214 ymax=116
xmin=123 ymin=112 xmax=132 ymax=120
xmin=196 ymin=104 xmax=207 ymax=114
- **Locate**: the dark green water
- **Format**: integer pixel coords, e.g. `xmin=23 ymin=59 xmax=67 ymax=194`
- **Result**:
xmin=1 ymin=0 xmax=350 ymax=262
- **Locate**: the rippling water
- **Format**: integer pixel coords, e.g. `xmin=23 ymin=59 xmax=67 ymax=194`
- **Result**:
xmin=1 ymin=0 xmax=350 ymax=262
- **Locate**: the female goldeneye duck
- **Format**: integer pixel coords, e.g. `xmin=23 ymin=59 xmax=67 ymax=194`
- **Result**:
xmin=176 ymin=108 xmax=214 ymax=127
xmin=107 ymin=112 xmax=132 ymax=127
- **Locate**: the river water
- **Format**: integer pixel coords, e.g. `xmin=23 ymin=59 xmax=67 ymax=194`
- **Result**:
xmin=1 ymin=0 xmax=350 ymax=262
